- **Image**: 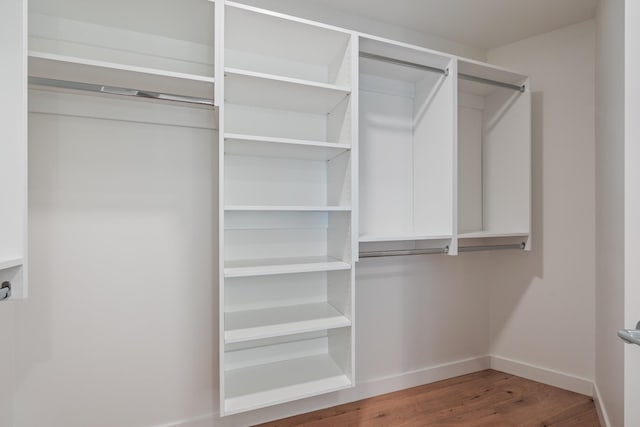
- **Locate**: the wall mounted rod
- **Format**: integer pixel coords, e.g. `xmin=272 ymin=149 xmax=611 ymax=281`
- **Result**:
xmin=29 ymin=77 xmax=215 ymax=107
xmin=359 ymin=242 xmax=525 ymax=258
xmin=458 ymin=73 xmax=525 ymax=92
xmin=360 ymin=52 xmax=448 ymax=75
xmin=458 ymin=242 xmax=526 ymax=252
xmin=359 ymin=247 xmax=448 ymax=258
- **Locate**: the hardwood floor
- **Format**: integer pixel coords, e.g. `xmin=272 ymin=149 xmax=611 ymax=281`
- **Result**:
xmin=257 ymin=370 xmax=600 ymax=427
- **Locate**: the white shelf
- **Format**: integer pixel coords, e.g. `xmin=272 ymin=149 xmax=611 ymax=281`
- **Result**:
xmin=0 ymin=258 xmax=23 ymax=271
xmin=224 ymin=256 xmax=351 ymax=278
xmin=224 ymin=353 xmax=351 ymax=415
xmin=225 ymin=302 xmax=351 ymax=344
xmin=359 ymin=234 xmax=452 ymax=243
xmin=224 ymin=134 xmax=350 ymax=161
xmin=29 ymin=51 xmax=215 ymax=100
xmin=225 ymin=205 xmax=351 ymax=212
xmin=225 ymin=68 xmax=351 ymax=114
xmin=458 ymin=231 xmax=529 ymax=239
xmin=225 ymin=2 xmax=352 ymax=85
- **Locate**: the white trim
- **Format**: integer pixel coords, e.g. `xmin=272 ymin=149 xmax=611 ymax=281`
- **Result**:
xmin=489 ymin=355 xmax=593 ymax=396
xmin=224 ymin=1 xmax=354 ymax=36
xmin=154 ymin=413 xmax=215 ymax=427
xmin=201 ymin=355 xmax=489 ymax=426
xmin=156 ymin=355 xmax=603 ymax=427
xmin=593 ymin=382 xmax=612 ymax=427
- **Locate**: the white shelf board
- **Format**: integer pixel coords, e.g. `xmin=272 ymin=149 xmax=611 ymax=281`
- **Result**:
xmin=226 ymin=1 xmax=353 ymax=66
xmin=224 ymin=256 xmax=351 ymax=278
xmin=225 ymin=134 xmax=350 ymax=161
xmin=0 ymin=258 xmax=23 ymax=271
xmin=29 ymin=51 xmax=215 ymax=100
xmin=225 ymin=68 xmax=351 ymax=114
xmin=225 ymin=205 xmax=351 ymax=212
xmin=224 ymin=353 xmax=351 ymax=415
xmin=359 ymin=233 xmax=452 ymax=243
xmin=458 ymin=231 xmax=529 ymax=239
xmin=225 ymin=302 xmax=351 ymax=344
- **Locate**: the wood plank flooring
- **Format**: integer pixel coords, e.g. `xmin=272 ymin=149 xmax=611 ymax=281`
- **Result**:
xmin=257 ymin=370 xmax=600 ymax=427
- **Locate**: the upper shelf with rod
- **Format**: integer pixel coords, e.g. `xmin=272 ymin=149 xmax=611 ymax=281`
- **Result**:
xmin=29 ymin=52 xmax=215 ymax=105
xmin=28 ymin=0 xmax=216 ymax=103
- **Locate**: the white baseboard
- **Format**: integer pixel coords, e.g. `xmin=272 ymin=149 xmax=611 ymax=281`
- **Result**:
xmin=351 ymin=355 xmax=492 ymax=402
xmin=160 ymin=355 xmax=600 ymax=427
xmin=164 ymin=355 xmax=491 ymax=427
xmin=592 ymin=382 xmax=612 ymax=427
xmin=489 ymin=355 xmax=594 ymax=396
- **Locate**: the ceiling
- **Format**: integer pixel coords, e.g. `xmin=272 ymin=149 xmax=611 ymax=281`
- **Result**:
xmin=299 ymin=0 xmax=597 ymax=49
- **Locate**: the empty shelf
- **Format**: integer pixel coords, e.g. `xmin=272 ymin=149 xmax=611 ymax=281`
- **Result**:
xmin=224 ymin=134 xmax=351 ymax=161
xmin=225 ymin=205 xmax=351 ymax=212
xmin=225 ymin=68 xmax=351 ymax=114
xmin=224 ymin=354 xmax=351 ymax=415
xmin=0 ymin=258 xmax=23 ymax=270
xmin=224 ymin=256 xmax=351 ymax=278
xmin=225 ymin=302 xmax=351 ymax=343
xmin=359 ymin=233 xmax=452 ymax=243
xmin=458 ymin=231 xmax=529 ymax=239
xmin=29 ymin=51 xmax=215 ymax=101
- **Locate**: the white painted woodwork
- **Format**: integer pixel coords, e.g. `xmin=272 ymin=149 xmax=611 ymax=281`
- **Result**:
xmin=224 ymin=134 xmax=351 ymax=161
xmin=28 ymin=1 xmax=215 ymax=78
xmin=0 ymin=0 xmax=27 ymax=298
xmin=29 ymin=52 xmax=215 ymax=100
xmin=225 ymin=206 xmax=352 ymax=212
xmin=225 ymin=68 xmax=351 ymax=114
xmin=224 ymin=155 xmax=351 ymax=207
xmin=224 ymin=256 xmax=351 ymax=278
xmin=219 ymin=3 xmax=357 ymax=416
xmin=358 ymin=37 xmax=455 ymax=242
xmin=225 ymin=1 xmax=352 ymax=85
xmin=224 ymin=329 xmax=352 ymax=415
xmin=225 ymin=302 xmax=351 ymax=343
xmin=457 ymin=60 xmax=531 ymax=239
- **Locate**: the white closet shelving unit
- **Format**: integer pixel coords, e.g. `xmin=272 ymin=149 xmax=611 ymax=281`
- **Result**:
xmin=358 ymin=41 xmax=531 ymax=255
xmin=457 ymin=59 xmax=531 ymax=247
xmin=2 ymin=0 xmax=532 ymax=415
xmin=358 ymin=37 xmax=456 ymax=246
xmin=219 ymin=1 xmax=357 ymax=416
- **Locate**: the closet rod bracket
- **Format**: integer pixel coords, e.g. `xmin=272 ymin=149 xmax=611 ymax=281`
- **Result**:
xmin=0 ymin=282 xmax=11 ymax=301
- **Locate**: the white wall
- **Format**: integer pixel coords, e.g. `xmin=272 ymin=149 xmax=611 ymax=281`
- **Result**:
xmin=625 ymin=2 xmax=640 ymax=426
xmin=14 ymin=91 xmax=218 ymax=427
xmin=0 ymin=305 xmax=15 ymax=427
xmin=595 ymin=0 xmax=625 ymax=426
xmin=486 ymin=20 xmax=596 ymax=389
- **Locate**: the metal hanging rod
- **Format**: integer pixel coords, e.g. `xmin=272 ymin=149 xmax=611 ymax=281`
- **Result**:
xmin=458 ymin=73 xmax=525 ymax=92
xmin=360 ymin=52 xmax=448 ymax=76
xmin=359 ymin=52 xmax=525 ymax=93
xmin=359 ymin=247 xmax=448 ymax=258
xmin=359 ymin=242 xmax=525 ymax=258
xmin=29 ymin=77 xmax=215 ymax=107
xmin=458 ymin=242 xmax=526 ymax=252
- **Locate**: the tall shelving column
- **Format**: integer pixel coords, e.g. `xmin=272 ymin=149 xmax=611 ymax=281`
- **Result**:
xmin=219 ymin=2 xmax=356 ymax=416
